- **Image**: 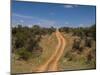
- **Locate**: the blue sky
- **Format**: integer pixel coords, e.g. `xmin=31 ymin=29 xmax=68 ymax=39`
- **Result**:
xmin=12 ymin=1 xmax=96 ymax=28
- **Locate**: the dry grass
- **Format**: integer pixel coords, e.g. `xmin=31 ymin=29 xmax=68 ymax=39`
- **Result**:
xmin=58 ymin=33 xmax=96 ymax=71
xmin=11 ymin=32 xmax=58 ymax=73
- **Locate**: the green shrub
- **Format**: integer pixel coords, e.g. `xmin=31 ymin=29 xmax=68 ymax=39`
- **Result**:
xmin=17 ymin=47 xmax=32 ymax=60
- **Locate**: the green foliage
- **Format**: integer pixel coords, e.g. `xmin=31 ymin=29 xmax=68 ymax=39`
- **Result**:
xmin=59 ymin=24 xmax=96 ymax=40
xmin=59 ymin=27 xmax=70 ymax=33
xmin=12 ymin=25 xmax=55 ymax=60
xmin=17 ymin=47 xmax=32 ymax=60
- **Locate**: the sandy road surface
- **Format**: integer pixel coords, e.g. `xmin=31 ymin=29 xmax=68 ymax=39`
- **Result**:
xmin=35 ymin=30 xmax=66 ymax=72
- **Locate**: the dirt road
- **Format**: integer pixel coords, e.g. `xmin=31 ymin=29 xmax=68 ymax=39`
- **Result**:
xmin=36 ymin=29 xmax=66 ymax=72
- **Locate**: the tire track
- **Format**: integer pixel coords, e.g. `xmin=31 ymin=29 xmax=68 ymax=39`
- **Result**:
xmin=47 ymin=30 xmax=66 ymax=71
xmin=35 ymin=29 xmax=66 ymax=72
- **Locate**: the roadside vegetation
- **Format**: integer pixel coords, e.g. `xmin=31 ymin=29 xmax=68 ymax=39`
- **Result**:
xmin=12 ymin=25 xmax=56 ymax=73
xmin=12 ymin=24 xmax=96 ymax=73
xmin=59 ymin=24 xmax=96 ymax=70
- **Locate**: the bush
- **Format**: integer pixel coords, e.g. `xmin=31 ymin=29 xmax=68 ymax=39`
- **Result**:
xmin=72 ymin=38 xmax=81 ymax=50
xmin=85 ymin=37 xmax=92 ymax=48
xmin=85 ymin=51 xmax=93 ymax=64
xmin=17 ymin=48 xmax=32 ymax=60
xmin=12 ymin=25 xmax=46 ymax=60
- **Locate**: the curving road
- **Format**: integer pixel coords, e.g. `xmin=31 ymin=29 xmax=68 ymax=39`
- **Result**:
xmin=36 ymin=29 xmax=66 ymax=72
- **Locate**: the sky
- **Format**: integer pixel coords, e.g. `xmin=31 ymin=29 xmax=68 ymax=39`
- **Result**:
xmin=11 ymin=0 xmax=96 ymax=28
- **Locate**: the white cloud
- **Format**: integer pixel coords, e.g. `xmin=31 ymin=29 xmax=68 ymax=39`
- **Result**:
xmin=65 ymin=22 xmax=69 ymax=25
xmin=37 ymin=22 xmax=41 ymax=25
xmin=63 ymin=5 xmax=74 ymax=8
xmin=12 ymin=13 xmax=57 ymax=27
xmin=12 ymin=13 xmax=34 ymax=19
xmin=20 ymin=20 xmax=24 ymax=23
xmin=79 ymin=24 xmax=84 ymax=27
xmin=27 ymin=24 xmax=33 ymax=28
xmin=79 ymin=24 xmax=93 ymax=27
xmin=63 ymin=5 xmax=78 ymax=8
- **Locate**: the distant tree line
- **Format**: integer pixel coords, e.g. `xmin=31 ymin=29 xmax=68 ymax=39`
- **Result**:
xmin=12 ymin=25 xmax=56 ymax=60
xmin=59 ymin=24 xmax=96 ymax=40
